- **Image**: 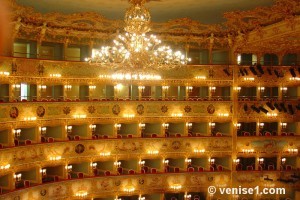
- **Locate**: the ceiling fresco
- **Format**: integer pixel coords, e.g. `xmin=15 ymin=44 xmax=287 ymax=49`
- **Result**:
xmin=15 ymin=0 xmax=275 ymax=24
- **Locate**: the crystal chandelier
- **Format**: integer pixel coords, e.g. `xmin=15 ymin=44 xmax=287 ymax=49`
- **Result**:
xmin=86 ymin=0 xmax=190 ymax=80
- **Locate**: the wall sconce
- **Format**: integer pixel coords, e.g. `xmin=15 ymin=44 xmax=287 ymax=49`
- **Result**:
xmin=186 ymin=122 xmax=192 ymax=130
xmin=162 ymin=86 xmax=169 ymax=90
xmin=99 ymin=74 xmax=111 ymax=79
xmin=67 ymin=126 xmax=72 ymax=134
xmin=40 ymin=127 xmax=47 ymax=136
xmin=39 ymin=85 xmax=47 ymax=92
xmin=281 ymin=158 xmax=286 ymax=164
xmin=138 ymin=196 xmax=146 ymax=200
xmin=170 ymin=184 xmax=182 ymax=191
xmin=218 ymin=113 xmax=229 ymax=117
xmin=75 ymin=191 xmax=88 ymax=198
xmin=89 ymin=124 xmax=96 ymax=134
xmin=267 ymin=113 xmax=277 ymax=117
xmin=65 ymin=165 xmax=72 ymax=172
xmin=244 ymin=77 xmax=255 ymax=81
xmin=289 ymin=77 xmax=300 ymax=81
xmin=186 ymin=86 xmax=193 ymax=93
xmin=0 ymin=164 xmax=10 ymax=170
xmin=99 ymin=152 xmax=111 ymax=156
xmin=124 ymin=114 xmax=135 ymax=118
xmin=193 ymin=149 xmax=205 ymax=153
xmin=281 ymin=87 xmax=287 ymax=95
xmin=162 ymin=123 xmax=169 ymax=130
xmin=147 ymin=150 xmax=159 ymax=155
xmin=195 ymin=76 xmax=206 ymax=80
xmin=114 ymin=161 xmax=121 ymax=168
xmin=0 ymin=71 xmax=10 ymax=76
xmin=234 ymin=123 xmax=241 ymax=130
xmin=115 ymin=124 xmax=121 ymax=130
xmin=287 ymin=149 xmax=298 ymax=154
xmin=124 ymin=186 xmax=135 ymax=193
xmin=234 ymin=87 xmax=241 ymax=93
xmin=242 ymin=149 xmax=254 ymax=154
xmin=185 ymin=158 xmax=191 ymax=164
xmin=49 ymin=156 xmax=61 ymax=161
xmin=40 ymin=168 xmax=47 ymax=176
xmin=73 ymin=114 xmax=86 ymax=119
xmin=13 ymin=129 xmax=21 ymax=138
xmin=138 ymin=86 xmax=145 ymax=93
xmin=139 ymin=123 xmax=145 ymax=130
xmin=233 ymin=159 xmax=240 ymax=164
xmin=90 ymin=162 xmax=97 ymax=169
xmin=64 ymin=85 xmax=72 ymax=91
xmin=258 ymin=123 xmax=264 ymax=129
xmin=209 ymin=122 xmax=215 ymax=130
xmin=209 ymin=86 xmax=216 ymax=94
xmin=163 ymin=159 xmax=169 ymax=165
xmin=258 ymin=87 xmax=265 ymax=93
xmin=281 ymin=123 xmax=287 ymax=130
xmin=184 ymin=194 xmax=192 ymax=200
xmin=50 ymin=74 xmax=61 ymax=78
xmin=138 ymin=160 xmax=145 ymax=166
xmin=208 ymin=158 xmax=215 ymax=164
xmin=12 ymin=84 xmax=21 ymax=91
xmin=89 ymin=85 xmax=96 ymax=90
xmin=114 ymin=84 xmax=122 ymax=92
xmin=14 ymin=173 xmax=22 ymax=182
xmin=172 ymin=113 xmax=183 ymax=117
xmin=24 ymin=117 xmax=37 ymax=121
xmin=258 ymin=158 xmax=264 ymax=164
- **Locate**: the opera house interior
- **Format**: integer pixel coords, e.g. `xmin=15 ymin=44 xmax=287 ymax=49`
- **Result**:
xmin=0 ymin=0 xmax=300 ymax=199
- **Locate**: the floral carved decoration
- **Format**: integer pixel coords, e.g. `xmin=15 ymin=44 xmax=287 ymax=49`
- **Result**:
xmin=88 ymin=106 xmax=96 ymax=114
xmin=161 ymin=105 xmax=168 ymax=113
xmin=112 ymin=105 xmax=121 ymax=115
xmin=36 ymin=106 xmax=45 ymax=117
xmin=136 ymin=104 xmax=144 ymax=115
xmin=184 ymin=105 xmax=192 ymax=113
xmin=63 ymin=106 xmax=71 ymax=115
xmin=10 ymin=107 xmax=19 ymax=119
xmin=75 ymin=144 xmax=85 ymax=154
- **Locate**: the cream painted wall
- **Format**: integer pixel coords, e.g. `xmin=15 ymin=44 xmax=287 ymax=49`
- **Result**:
xmin=96 ymin=124 xmax=114 ymax=136
xmin=46 ymin=126 xmax=63 ymax=139
xmin=0 ymin=130 xmax=9 ymax=144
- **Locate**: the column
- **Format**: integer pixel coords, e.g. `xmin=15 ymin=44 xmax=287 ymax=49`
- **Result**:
xmin=63 ymin=39 xmax=69 ymax=60
xmin=277 ymin=52 xmax=285 ymax=66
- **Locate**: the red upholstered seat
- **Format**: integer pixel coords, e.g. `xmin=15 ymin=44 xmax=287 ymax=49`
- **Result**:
xmin=24 ymin=180 xmax=30 ymax=187
xmin=151 ymin=168 xmax=157 ymax=173
xmin=25 ymin=140 xmax=32 ymax=145
xmin=128 ymin=169 xmax=135 ymax=174
xmin=47 ymin=137 xmax=54 ymax=142
xmin=104 ymin=171 xmax=111 ymax=176
xmin=188 ymin=167 xmax=194 ymax=172
xmin=198 ymin=167 xmax=204 ymax=172
xmin=74 ymin=135 xmax=80 ymax=140
xmin=174 ymin=167 xmax=180 ymax=172
xmin=217 ymin=165 xmax=223 ymax=171
xmin=77 ymin=172 xmax=84 ymax=178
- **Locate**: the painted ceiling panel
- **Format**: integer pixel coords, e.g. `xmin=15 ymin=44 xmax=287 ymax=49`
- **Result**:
xmin=15 ymin=0 xmax=275 ymax=24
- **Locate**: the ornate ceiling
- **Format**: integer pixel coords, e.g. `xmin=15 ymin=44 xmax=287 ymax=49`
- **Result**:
xmin=15 ymin=0 xmax=275 ymax=24
xmin=7 ymin=0 xmax=300 ymax=54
